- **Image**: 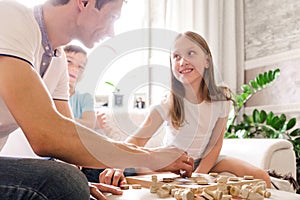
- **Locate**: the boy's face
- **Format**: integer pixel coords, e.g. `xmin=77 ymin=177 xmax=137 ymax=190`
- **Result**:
xmin=76 ymin=0 xmax=123 ymax=48
xmin=66 ymin=51 xmax=88 ymax=87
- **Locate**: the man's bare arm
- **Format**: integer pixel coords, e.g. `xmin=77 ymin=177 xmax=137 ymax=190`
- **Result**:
xmin=0 ymin=56 xmax=193 ymax=173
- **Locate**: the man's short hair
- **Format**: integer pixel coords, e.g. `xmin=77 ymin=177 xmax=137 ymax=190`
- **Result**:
xmin=49 ymin=0 xmax=117 ymax=10
xmin=64 ymin=45 xmax=87 ymax=55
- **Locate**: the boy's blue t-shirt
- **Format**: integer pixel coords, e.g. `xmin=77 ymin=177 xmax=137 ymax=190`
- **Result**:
xmin=69 ymin=91 xmax=94 ymax=119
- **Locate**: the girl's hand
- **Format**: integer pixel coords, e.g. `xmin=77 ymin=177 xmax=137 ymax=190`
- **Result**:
xmin=152 ymin=147 xmax=194 ymax=177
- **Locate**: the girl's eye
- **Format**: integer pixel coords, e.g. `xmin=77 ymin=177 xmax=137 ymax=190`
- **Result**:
xmin=173 ymin=54 xmax=180 ymax=60
xmin=188 ymin=51 xmax=195 ymax=56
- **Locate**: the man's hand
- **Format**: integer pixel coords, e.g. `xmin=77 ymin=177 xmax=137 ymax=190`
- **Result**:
xmin=89 ymin=182 xmax=123 ymax=200
xmin=99 ymin=168 xmax=127 ymax=186
xmin=156 ymin=151 xmax=194 ymax=177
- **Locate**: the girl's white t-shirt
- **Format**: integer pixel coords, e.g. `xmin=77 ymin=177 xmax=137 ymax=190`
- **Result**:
xmin=153 ymin=98 xmax=231 ymax=159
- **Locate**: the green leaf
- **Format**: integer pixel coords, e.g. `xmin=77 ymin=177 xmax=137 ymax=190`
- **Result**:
xmin=252 ymin=109 xmax=260 ymax=123
xmin=266 ymin=112 xmax=274 ymax=125
xmin=255 ymin=76 xmax=261 ymax=87
xmin=279 ymin=114 xmax=286 ymax=124
xmin=263 ymin=72 xmax=269 ymax=83
xmin=270 ymin=116 xmax=280 ymax=130
xmin=268 ymin=70 xmax=274 ymax=81
xmin=105 ymin=81 xmax=120 ymax=92
xmin=273 ymin=68 xmax=280 ymax=79
xmin=286 ymin=118 xmax=296 ymax=130
xmin=243 ymin=114 xmax=253 ymax=124
xmin=249 ymin=80 xmax=258 ymax=90
xmin=256 ymin=74 xmax=264 ymax=87
xmin=259 ymin=110 xmax=267 ymax=123
xmin=234 ymin=95 xmax=244 ymax=108
xmin=241 ymin=84 xmax=251 ymax=93
xmin=105 ymin=81 xmax=115 ymax=87
xmin=271 ymin=115 xmax=285 ymax=130
xmin=241 ymin=93 xmax=250 ymax=101
xmin=294 ymin=136 xmax=300 ymax=145
xmin=290 ymin=128 xmax=300 ymax=136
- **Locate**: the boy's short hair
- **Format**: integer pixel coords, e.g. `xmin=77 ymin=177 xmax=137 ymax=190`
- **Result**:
xmin=49 ymin=0 xmax=117 ymax=10
xmin=64 ymin=45 xmax=87 ymax=55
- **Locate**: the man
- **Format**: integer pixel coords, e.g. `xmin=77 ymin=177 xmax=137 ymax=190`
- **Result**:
xmin=0 ymin=0 xmax=194 ymax=199
xmin=135 ymin=96 xmax=145 ymax=109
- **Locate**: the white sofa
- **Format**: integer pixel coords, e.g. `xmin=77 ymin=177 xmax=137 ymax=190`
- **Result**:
xmin=220 ymin=138 xmax=297 ymax=192
xmin=99 ymin=108 xmax=298 ymax=192
xmin=0 ymin=110 xmax=297 ymax=192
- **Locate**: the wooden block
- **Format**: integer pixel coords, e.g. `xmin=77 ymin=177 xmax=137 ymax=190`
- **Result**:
xmin=217 ymin=176 xmax=228 ymax=184
xmin=241 ymin=184 xmax=252 ymax=190
xmin=229 ymin=186 xmax=240 ymax=196
xmin=263 ymin=190 xmax=271 ymax=198
xmin=181 ymin=189 xmax=194 ymax=200
xmin=221 ymin=194 xmax=232 ymax=200
xmin=120 ymin=184 xmax=130 ymax=190
xmin=201 ymin=191 xmax=214 ymax=200
xmin=161 ymin=183 xmax=175 ymax=193
xmin=157 ymin=188 xmax=170 ymax=198
xmin=228 ymin=177 xmax=239 ymax=182
xmin=152 ymin=175 xmax=158 ymax=182
xmin=196 ymin=179 xmax=209 ymax=185
xmin=209 ymin=172 xmax=218 ymax=177
xmin=126 ymin=173 xmax=263 ymax=192
xmin=248 ymin=191 xmax=264 ymax=200
xmin=244 ymin=175 xmax=254 ymax=180
xmin=171 ymin=188 xmax=179 ymax=196
xmin=131 ymin=184 xmax=142 ymax=189
xmin=239 ymin=188 xmax=250 ymax=199
xmin=204 ymin=188 xmax=223 ymax=200
xmin=174 ymin=190 xmax=183 ymax=200
xmin=162 ymin=177 xmax=175 ymax=183
xmin=150 ymin=185 xmax=158 ymax=193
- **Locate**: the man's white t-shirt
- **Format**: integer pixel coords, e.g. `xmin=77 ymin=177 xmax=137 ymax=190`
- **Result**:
xmin=153 ymin=98 xmax=231 ymax=159
xmin=0 ymin=1 xmax=69 ymax=150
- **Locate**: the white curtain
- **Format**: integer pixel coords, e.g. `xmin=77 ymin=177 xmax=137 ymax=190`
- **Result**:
xmin=149 ymin=0 xmax=244 ymax=93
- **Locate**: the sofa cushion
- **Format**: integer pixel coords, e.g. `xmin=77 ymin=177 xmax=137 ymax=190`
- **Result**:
xmin=220 ymin=139 xmax=296 ymax=179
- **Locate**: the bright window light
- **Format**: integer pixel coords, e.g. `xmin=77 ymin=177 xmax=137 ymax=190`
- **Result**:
xmin=16 ymin=0 xmax=46 ymax=7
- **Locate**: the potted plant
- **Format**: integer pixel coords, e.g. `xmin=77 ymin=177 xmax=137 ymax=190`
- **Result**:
xmin=105 ymin=81 xmax=123 ymax=107
xmin=224 ymin=68 xmax=300 ymax=192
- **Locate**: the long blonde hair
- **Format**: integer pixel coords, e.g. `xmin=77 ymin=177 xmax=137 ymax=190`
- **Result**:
xmin=169 ymin=31 xmax=231 ymax=129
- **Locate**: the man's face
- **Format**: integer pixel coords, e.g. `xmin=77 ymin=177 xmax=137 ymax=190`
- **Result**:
xmin=76 ymin=0 xmax=123 ymax=48
xmin=66 ymin=51 xmax=88 ymax=87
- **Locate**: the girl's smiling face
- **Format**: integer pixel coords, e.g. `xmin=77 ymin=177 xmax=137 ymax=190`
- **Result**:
xmin=171 ymin=35 xmax=209 ymax=88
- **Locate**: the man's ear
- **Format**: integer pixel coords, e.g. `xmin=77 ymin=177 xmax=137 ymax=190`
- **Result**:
xmin=77 ymin=0 xmax=89 ymax=10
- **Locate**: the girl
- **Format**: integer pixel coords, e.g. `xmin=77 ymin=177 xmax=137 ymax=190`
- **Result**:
xmin=102 ymin=31 xmax=271 ymax=187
